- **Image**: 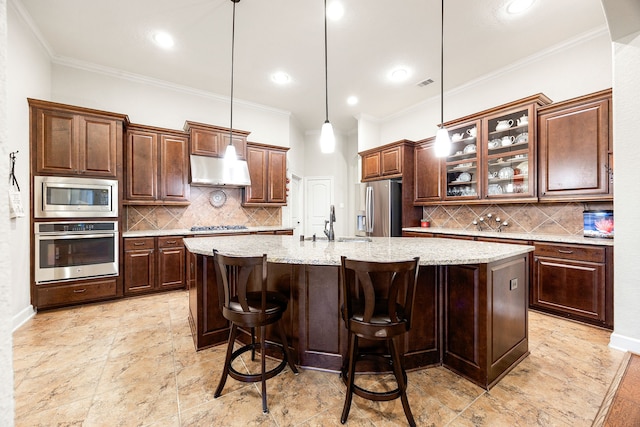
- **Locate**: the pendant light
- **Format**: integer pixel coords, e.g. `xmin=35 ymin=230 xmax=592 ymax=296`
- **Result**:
xmin=224 ymin=0 xmax=241 ymax=167
xmin=434 ymin=0 xmax=451 ymax=158
xmin=320 ymin=0 xmax=336 ymax=154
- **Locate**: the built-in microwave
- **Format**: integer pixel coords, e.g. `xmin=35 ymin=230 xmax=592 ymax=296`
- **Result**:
xmin=34 ymin=176 xmax=118 ymax=218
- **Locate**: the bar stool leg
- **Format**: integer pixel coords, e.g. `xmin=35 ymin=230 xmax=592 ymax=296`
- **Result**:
xmin=260 ymin=325 xmax=268 ymax=413
xmin=341 ymin=333 xmax=359 ymax=424
xmin=215 ymin=323 xmax=238 ymax=398
xmin=251 ymin=327 xmax=256 ymax=361
xmin=389 ymin=336 xmax=416 ymax=427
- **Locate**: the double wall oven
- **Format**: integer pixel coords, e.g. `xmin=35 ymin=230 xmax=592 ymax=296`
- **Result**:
xmin=33 ymin=176 xmax=120 ymax=285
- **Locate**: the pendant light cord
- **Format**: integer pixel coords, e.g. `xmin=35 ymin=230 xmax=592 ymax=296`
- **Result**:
xmin=229 ymin=0 xmax=239 ymax=144
xmin=440 ymin=0 xmax=444 ymax=128
xmin=324 ymin=0 xmax=329 ymax=122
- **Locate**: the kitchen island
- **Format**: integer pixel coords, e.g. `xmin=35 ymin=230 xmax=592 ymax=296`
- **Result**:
xmin=184 ymin=234 xmax=533 ymax=389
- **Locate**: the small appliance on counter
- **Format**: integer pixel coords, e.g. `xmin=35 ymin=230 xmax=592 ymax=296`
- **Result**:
xmin=583 ymin=210 xmax=614 ymax=238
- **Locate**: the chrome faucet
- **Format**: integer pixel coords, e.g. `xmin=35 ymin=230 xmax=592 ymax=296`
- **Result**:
xmin=324 ymin=205 xmax=336 ymax=241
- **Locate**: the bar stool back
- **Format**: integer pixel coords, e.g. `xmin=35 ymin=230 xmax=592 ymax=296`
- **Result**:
xmin=340 ymin=255 xmax=420 ymax=426
xmin=213 ymin=251 xmax=298 ymax=413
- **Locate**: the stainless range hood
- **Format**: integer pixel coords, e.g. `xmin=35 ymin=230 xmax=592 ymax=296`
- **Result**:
xmin=189 ymin=155 xmax=252 ymax=187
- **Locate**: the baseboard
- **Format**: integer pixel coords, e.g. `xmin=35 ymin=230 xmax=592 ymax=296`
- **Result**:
xmin=12 ymin=305 xmax=35 ymax=332
xmin=609 ymin=332 xmax=640 ymax=353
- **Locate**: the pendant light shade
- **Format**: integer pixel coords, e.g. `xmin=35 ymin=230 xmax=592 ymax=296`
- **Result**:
xmin=320 ymin=0 xmax=335 ymax=153
xmin=435 ymin=0 xmax=450 ymax=158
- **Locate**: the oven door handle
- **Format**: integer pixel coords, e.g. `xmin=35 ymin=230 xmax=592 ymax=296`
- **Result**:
xmin=36 ymin=232 xmax=117 ymax=239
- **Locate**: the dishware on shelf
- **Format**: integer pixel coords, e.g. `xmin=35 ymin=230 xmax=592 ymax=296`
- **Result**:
xmin=455 ymin=150 xmax=463 ymax=155
xmin=463 ymin=144 xmax=476 ymax=153
xmin=516 ymin=161 xmax=528 ymax=174
xmin=515 ymin=132 xmax=528 ymax=144
xmin=488 ymin=184 xmax=503 ymax=195
xmin=467 ymin=127 xmax=477 ymax=138
xmin=455 ymin=162 xmax=472 ymax=169
xmin=501 ymin=135 xmax=515 ymax=146
xmin=458 ymin=172 xmax=471 ymax=182
xmin=488 ymin=139 xmax=501 ymax=149
xmin=451 ymin=132 xmax=465 ymax=141
xmin=495 ymin=119 xmax=514 ymax=131
xmin=516 ymin=114 xmax=528 ymax=126
xmin=498 ymin=166 xmax=514 ymax=179
xmin=489 ymin=171 xmax=498 ymax=179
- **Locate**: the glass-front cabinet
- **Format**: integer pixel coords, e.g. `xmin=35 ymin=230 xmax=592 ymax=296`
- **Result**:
xmin=483 ymin=105 xmax=536 ymax=201
xmin=441 ymin=94 xmax=551 ymax=203
xmin=444 ymin=120 xmax=481 ymax=200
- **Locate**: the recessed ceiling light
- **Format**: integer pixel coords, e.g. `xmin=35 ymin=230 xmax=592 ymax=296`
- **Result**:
xmin=506 ymin=0 xmax=535 ymax=14
xmin=271 ymin=71 xmax=291 ymax=84
xmin=152 ymin=31 xmax=174 ymax=49
xmin=327 ymin=1 xmax=344 ymax=21
xmin=347 ymin=96 xmax=358 ymax=106
xmin=389 ymin=67 xmax=409 ymax=82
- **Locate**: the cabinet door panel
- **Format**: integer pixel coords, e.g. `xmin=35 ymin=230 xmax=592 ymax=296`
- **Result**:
xmin=381 ymin=146 xmax=402 ymax=176
xmin=362 ymin=152 xmax=381 ymax=181
xmin=414 ymin=141 xmax=442 ymax=203
xmin=533 ymin=257 xmax=605 ymax=322
xmin=268 ymin=150 xmax=287 ymax=203
xmin=158 ymin=247 xmax=185 ymax=289
xmin=245 ymin=146 xmax=268 ymax=203
xmin=126 ymin=131 xmax=158 ymax=200
xmin=36 ymin=109 xmax=76 ymax=174
xmin=124 ymin=249 xmax=155 ymax=293
xmin=538 ymin=92 xmax=611 ymax=200
xmin=190 ymin=128 xmax=221 ymax=157
xmin=159 ymin=135 xmax=190 ymax=201
xmin=79 ymin=117 xmax=118 ymax=176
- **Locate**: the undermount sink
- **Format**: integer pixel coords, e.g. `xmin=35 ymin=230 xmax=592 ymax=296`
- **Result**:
xmin=336 ymin=237 xmax=372 ymax=243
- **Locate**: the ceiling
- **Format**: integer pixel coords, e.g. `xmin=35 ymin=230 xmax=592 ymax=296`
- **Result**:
xmin=17 ymin=0 xmax=608 ymax=133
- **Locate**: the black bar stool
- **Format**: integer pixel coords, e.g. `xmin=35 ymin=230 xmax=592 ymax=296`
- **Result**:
xmin=339 ymin=255 xmax=420 ymax=426
xmin=213 ymin=251 xmax=298 ymax=413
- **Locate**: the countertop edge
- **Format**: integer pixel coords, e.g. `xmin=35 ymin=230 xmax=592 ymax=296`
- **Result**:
xmin=123 ymin=226 xmax=294 ymax=238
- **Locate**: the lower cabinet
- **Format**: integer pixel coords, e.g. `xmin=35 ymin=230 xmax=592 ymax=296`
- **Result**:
xmin=532 ymin=242 xmax=613 ymax=329
xmin=35 ymin=277 xmax=119 ymax=310
xmin=124 ymin=236 xmax=185 ymax=295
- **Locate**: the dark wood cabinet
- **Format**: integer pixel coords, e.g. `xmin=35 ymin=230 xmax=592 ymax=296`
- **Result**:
xmin=34 ymin=277 xmax=119 ymax=310
xmin=184 ymin=121 xmax=248 ymax=160
xmin=414 ymin=137 xmax=442 ymax=204
xmin=532 ymin=242 xmax=613 ymax=329
xmin=243 ymin=142 xmax=289 ymax=206
xmin=537 ymin=89 xmax=612 ymax=201
xmin=360 ymin=140 xmax=412 ymax=182
xmin=124 ymin=236 xmax=185 ymax=295
xmin=125 ymin=124 xmax=190 ymax=204
xmin=29 ymin=99 xmax=127 ymax=178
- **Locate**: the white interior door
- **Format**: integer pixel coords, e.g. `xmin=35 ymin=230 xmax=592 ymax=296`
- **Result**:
xmin=305 ymin=177 xmax=333 ymax=238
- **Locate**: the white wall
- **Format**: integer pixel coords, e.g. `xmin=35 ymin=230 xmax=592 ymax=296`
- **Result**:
xmin=0 ymin=2 xmax=14 ymax=424
xmin=7 ymin=0 xmax=50 ymax=328
xmin=610 ymin=29 xmax=640 ymax=352
xmin=365 ymin=28 xmax=613 ymax=148
xmin=51 ymin=62 xmax=292 ymax=148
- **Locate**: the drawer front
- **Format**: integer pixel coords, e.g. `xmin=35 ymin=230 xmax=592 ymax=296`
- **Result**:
xmin=158 ymin=236 xmax=184 ymax=248
xmin=124 ymin=237 xmax=155 ymax=251
xmin=534 ymin=242 xmax=605 ymax=263
xmin=37 ymin=279 xmax=118 ymax=308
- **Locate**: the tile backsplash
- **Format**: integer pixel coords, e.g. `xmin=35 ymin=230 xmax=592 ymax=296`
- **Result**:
xmin=421 ymin=202 xmax=613 ymax=236
xmin=125 ymin=187 xmax=282 ymax=231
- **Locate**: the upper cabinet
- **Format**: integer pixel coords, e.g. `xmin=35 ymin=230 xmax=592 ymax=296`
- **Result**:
xmin=243 ymin=142 xmax=289 ymax=206
xmin=443 ymin=94 xmax=551 ymax=204
xmin=360 ymin=140 xmax=413 ymax=182
xmin=414 ymin=137 xmax=442 ymax=204
xmin=29 ymin=99 xmax=128 ymax=178
xmin=125 ymin=124 xmax=190 ymax=205
xmin=184 ymin=121 xmax=248 ymax=160
xmin=537 ymin=89 xmax=612 ymax=202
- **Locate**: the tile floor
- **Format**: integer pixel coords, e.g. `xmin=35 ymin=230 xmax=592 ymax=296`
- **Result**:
xmin=13 ymin=290 xmax=625 ymax=426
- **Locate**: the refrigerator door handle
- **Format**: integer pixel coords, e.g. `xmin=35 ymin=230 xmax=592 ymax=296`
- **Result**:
xmin=365 ymin=186 xmax=374 ymax=233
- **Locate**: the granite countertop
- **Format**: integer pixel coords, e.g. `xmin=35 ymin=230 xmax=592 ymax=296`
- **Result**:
xmin=402 ymin=227 xmax=614 ymax=247
xmin=123 ymin=226 xmax=294 ymax=238
xmin=183 ymin=235 xmax=534 ymax=266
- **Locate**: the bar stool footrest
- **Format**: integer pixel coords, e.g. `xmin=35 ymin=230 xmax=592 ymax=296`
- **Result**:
xmin=228 ymin=341 xmax=288 ymax=383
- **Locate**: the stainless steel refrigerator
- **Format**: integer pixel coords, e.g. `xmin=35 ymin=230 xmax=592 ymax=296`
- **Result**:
xmin=355 ymin=180 xmax=402 ymax=237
